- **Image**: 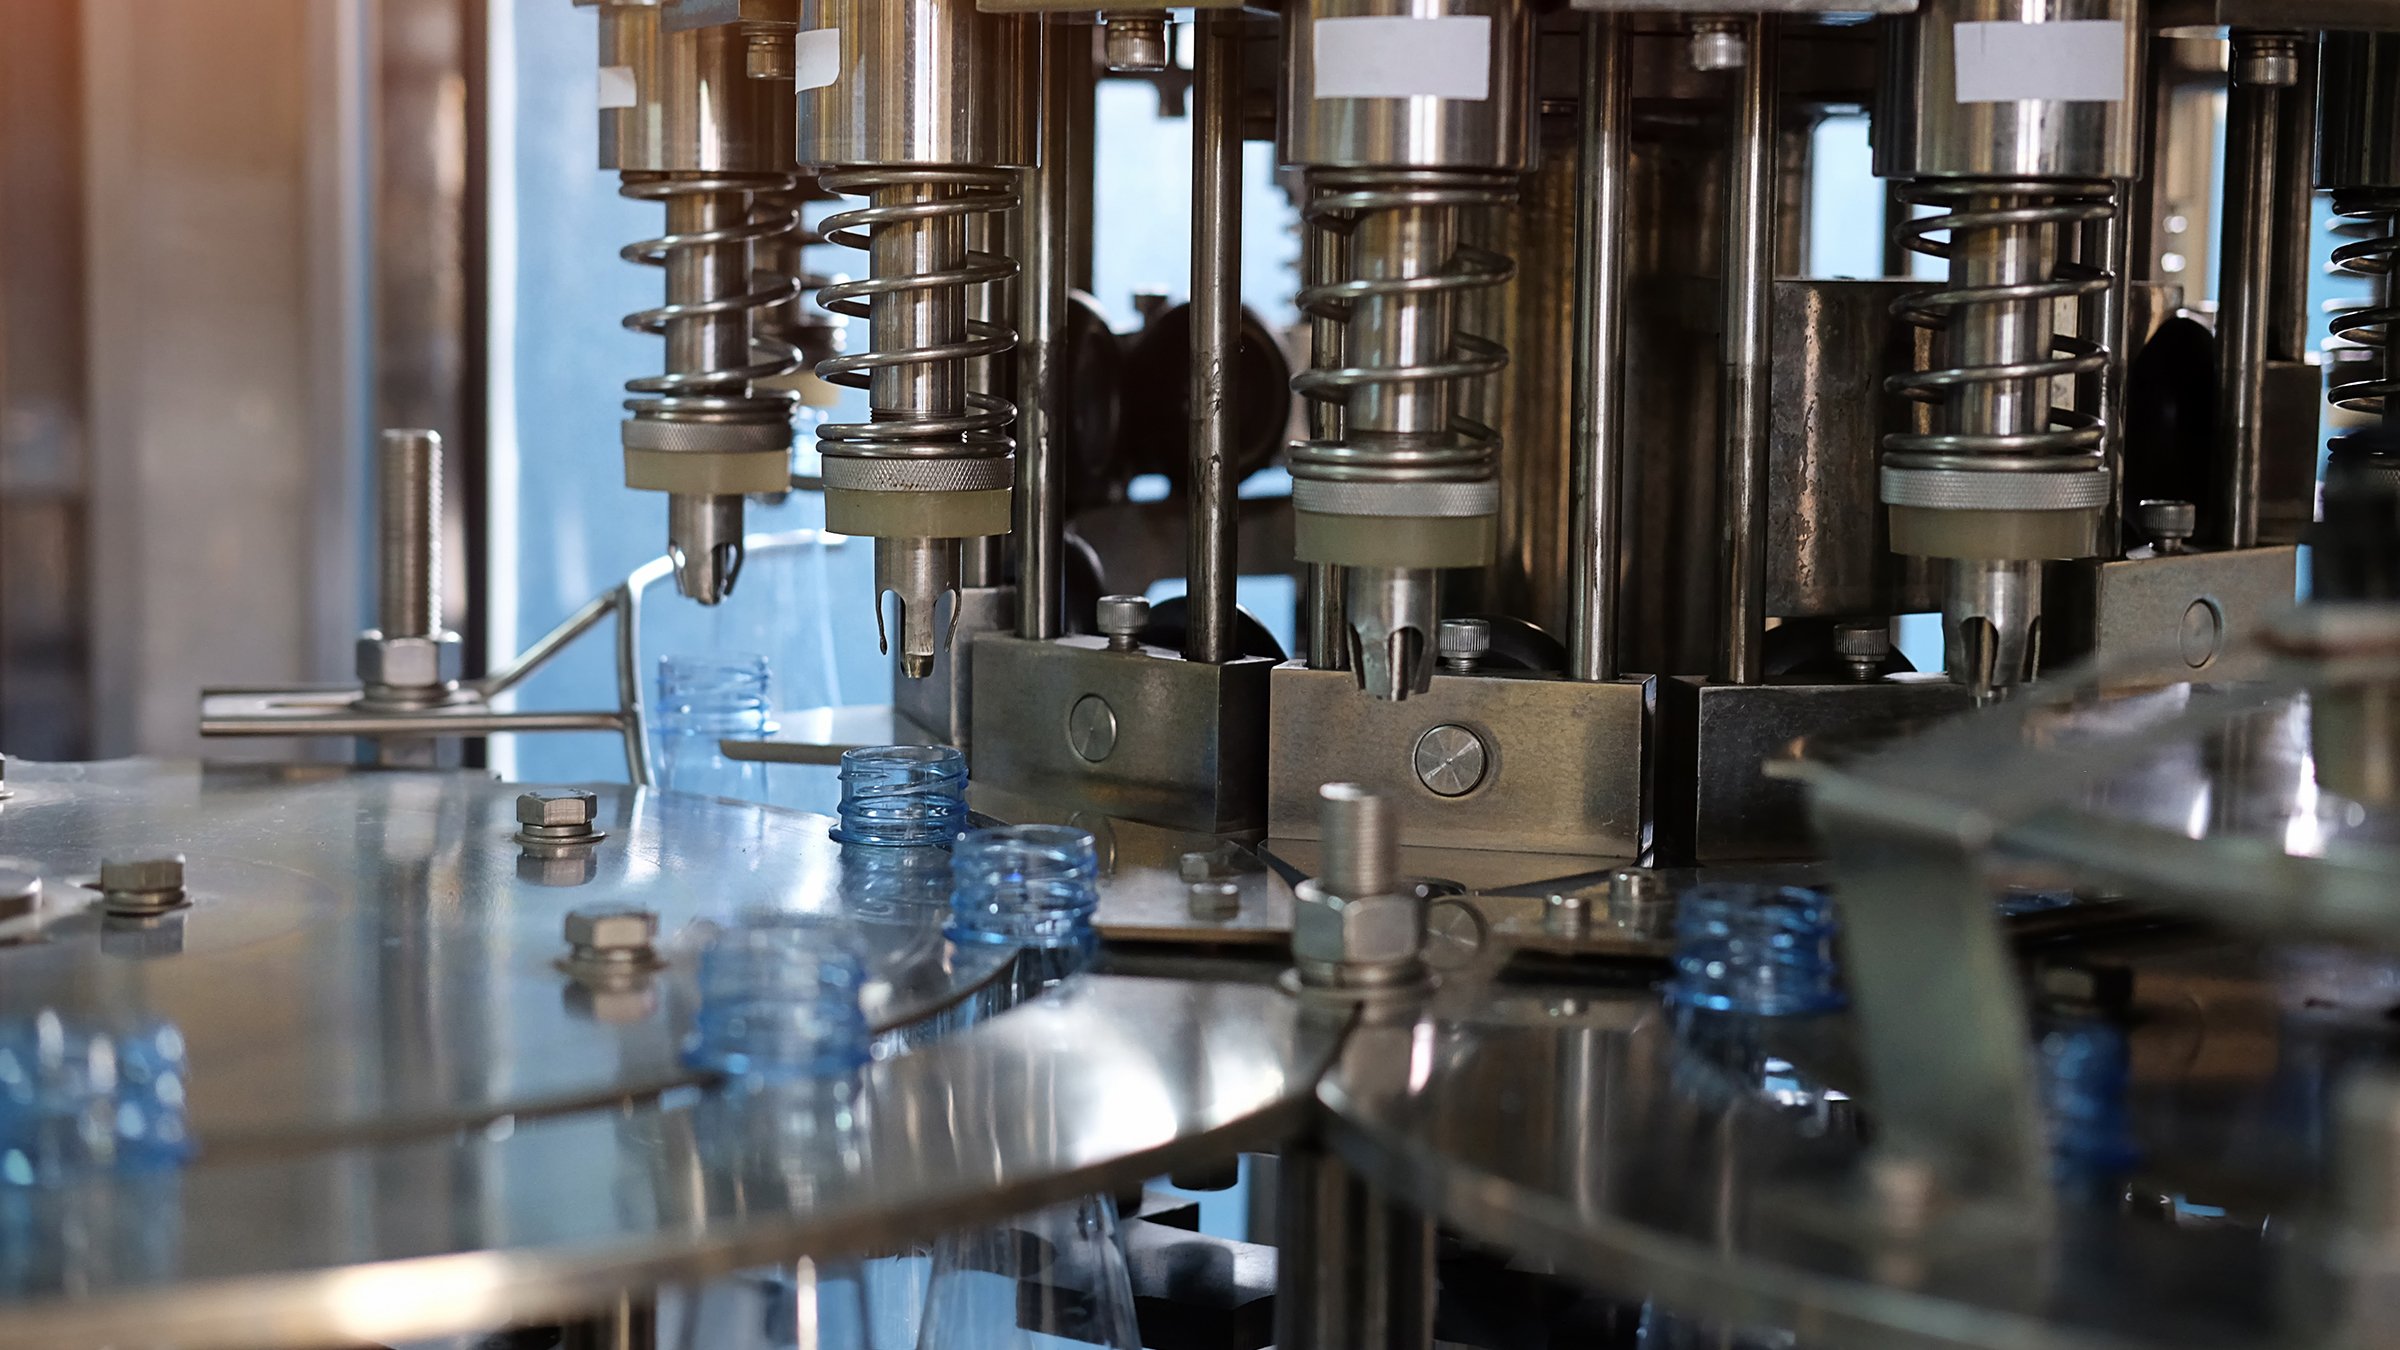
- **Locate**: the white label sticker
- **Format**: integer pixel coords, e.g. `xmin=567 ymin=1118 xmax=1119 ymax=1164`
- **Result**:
xmin=1313 ymin=16 xmax=1492 ymax=101
xmin=597 ymin=65 xmax=637 ymax=110
xmin=795 ymin=29 xmax=842 ymax=92
xmin=1952 ymin=20 xmax=2126 ymax=103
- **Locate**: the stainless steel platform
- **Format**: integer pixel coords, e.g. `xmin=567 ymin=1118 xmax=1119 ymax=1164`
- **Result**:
xmin=0 ymin=760 xmax=1009 ymax=1157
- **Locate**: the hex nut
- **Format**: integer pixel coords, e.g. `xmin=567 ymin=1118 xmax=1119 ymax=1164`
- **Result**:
xmin=564 ymin=906 xmax=656 ymax=955
xmin=1187 ymin=878 xmax=1242 ymax=921
xmin=99 ymin=855 xmax=185 ymax=895
xmin=356 ymin=631 xmax=463 ymax=690
xmin=1293 ymin=881 xmax=1424 ymax=977
xmin=518 ymin=789 xmax=600 ymax=829
xmin=518 ymin=849 xmax=600 ymax=888
xmin=0 ymin=869 xmax=41 ymax=924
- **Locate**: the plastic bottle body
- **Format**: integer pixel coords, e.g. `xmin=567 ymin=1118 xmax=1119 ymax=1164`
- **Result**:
xmin=655 ymin=652 xmax=776 ymax=802
xmin=948 ymin=825 xmax=1102 ymax=1006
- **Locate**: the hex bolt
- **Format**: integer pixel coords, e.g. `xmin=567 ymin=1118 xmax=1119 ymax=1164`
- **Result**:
xmin=2138 ymin=499 xmax=2198 ymax=556
xmin=378 ymin=429 xmax=443 ymax=642
xmin=1607 ymin=866 xmax=1673 ymax=938
xmin=1833 ymin=619 xmax=1894 ymax=683
xmin=1436 ymin=618 xmax=1490 ymax=674
xmin=1318 ymin=782 xmax=1396 ymax=900
xmin=98 ymin=854 xmax=188 ymax=917
xmin=515 ymin=788 xmax=606 ymax=846
xmin=1179 ymin=850 xmax=1220 ymax=884
xmin=1187 ymin=878 xmax=1242 ymax=921
xmin=563 ymin=906 xmax=659 ymax=970
xmin=1688 ymin=17 xmax=1746 ymax=72
xmin=1096 ymin=594 xmax=1151 ymax=652
xmin=0 ymin=869 xmax=42 ymax=925
xmin=1102 ymin=11 xmax=1173 ymax=74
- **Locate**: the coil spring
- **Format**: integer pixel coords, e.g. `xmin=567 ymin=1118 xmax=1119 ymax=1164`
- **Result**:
xmin=1289 ymin=169 xmax=1517 ymax=485
xmin=2331 ymin=188 xmax=2398 ymax=419
xmin=618 ymin=173 xmax=800 ymax=421
xmin=754 ymin=177 xmax=844 ymax=371
xmin=1883 ymin=179 xmax=2115 ymax=474
xmin=814 ymin=166 xmax=1019 ymax=460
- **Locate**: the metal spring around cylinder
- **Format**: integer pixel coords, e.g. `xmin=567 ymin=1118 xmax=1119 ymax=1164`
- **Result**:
xmin=814 ymin=166 xmax=1019 ymax=461
xmin=1289 ymin=169 xmax=1517 ymax=486
xmin=755 ymin=177 xmax=844 ymax=373
xmin=2331 ymin=188 xmax=2398 ymax=419
xmin=618 ymin=173 xmax=801 ymax=421
xmin=1883 ymin=179 xmax=2116 ymax=474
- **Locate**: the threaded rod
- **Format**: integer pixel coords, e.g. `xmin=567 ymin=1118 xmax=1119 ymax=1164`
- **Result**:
xmin=377 ymin=429 xmax=442 ymax=639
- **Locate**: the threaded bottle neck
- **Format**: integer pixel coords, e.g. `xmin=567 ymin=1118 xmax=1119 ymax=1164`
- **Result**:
xmin=834 ymin=744 xmax=968 ymax=847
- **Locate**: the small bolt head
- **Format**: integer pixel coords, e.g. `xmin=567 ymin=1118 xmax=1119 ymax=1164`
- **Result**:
xmin=1187 ymin=878 xmax=1242 ymax=921
xmin=100 ymin=855 xmax=185 ymax=895
xmin=1095 ymin=595 xmax=1151 ymax=644
xmin=2137 ymin=499 xmax=2198 ymax=547
xmin=1293 ymin=880 xmax=1424 ymax=983
xmin=564 ymin=906 xmax=656 ymax=954
xmin=1179 ymin=850 xmax=1219 ymax=884
xmin=518 ymin=789 xmax=599 ymax=829
xmin=0 ymin=869 xmax=42 ymax=924
xmin=1688 ymin=19 xmax=1746 ymax=72
xmin=1102 ymin=12 xmax=1172 ymax=74
xmin=1436 ymin=618 xmax=1490 ymax=666
xmin=1543 ymin=890 xmax=1593 ymax=939
xmin=1833 ymin=620 xmax=1894 ymax=669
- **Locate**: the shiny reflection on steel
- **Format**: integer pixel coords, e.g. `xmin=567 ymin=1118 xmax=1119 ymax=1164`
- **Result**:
xmin=1716 ymin=12 xmax=1777 ymax=686
xmin=0 ymin=760 xmax=1006 ymax=1156
xmin=1317 ymin=996 xmax=2296 ymax=1350
xmin=202 ymin=530 xmax=856 ymax=787
xmin=1568 ymin=13 xmax=1631 ymax=681
xmin=0 ymin=976 xmax=1341 ymax=1350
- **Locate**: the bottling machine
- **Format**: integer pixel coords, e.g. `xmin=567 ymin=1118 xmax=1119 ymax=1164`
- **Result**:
xmin=8 ymin=0 xmax=2400 ymax=1346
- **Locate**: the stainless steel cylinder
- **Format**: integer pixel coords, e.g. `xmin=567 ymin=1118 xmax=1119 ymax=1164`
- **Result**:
xmin=599 ymin=4 xmax=793 ymax=175
xmin=2213 ymin=30 xmax=2298 ymax=550
xmin=377 ymin=430 xmax=442 ymax=641
xmin=1568 ymin=16 xmax=1629 ymax=682
xmin=1187 ymin=11 xmax=1243 ymax=665
xmin=1279 ymin=0 xmax=1533 ymax=174
xmin=1718 ymin=14 xmax=1777 ymax=687
xmin=1874 ymin=0 xmax=2141 ymax=183
xmin=795 ymin=0 xmax=1029 ymax=171
xmin=2319 ymin=31 xmax=2400 ymax=194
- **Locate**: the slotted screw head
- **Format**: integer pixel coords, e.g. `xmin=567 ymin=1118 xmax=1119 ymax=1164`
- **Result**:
xmin=564 ymin=907 xmax=656 ymax=954
xmin=518 ymin=789 xmax=599 ymax=829
xmin=100 ymin=855 xmax=185 ymax=894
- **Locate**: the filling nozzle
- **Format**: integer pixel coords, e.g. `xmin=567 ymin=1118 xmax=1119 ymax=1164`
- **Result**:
xmin=667 ymin=494 xmax=747 ymax=606
xmin=1942 ymin=558 xmax=2042 ymax=702
xmin=875 ymin=536 xmax=962 ymax=681
xmin=1343 ymin=565 xmax=1437 ymax=702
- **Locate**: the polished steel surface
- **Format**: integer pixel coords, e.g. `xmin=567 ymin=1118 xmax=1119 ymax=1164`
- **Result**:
xmin=1186 ymin=11 xmax=1243 ymax=667
xmin=1767 ymin=281 xmax=1941 ymax=620
xmin=1875 ymin=0 xmax=2142 ymax=183
xmin=1015 ymin=17 xmax=1078 ymax=642
xmin=1716 ymin=14 xmax=1777 ymax=687
xmin=0 ymin=761 xmax=1005 ymax=1155
xmin=1568 ymin=15 xmax=1630 ymax=682
xmin=792 ymin=0 xmax=1024 ymax=169
xmin=2212 ymin=32 xmax=2290 ymax=551
xmin=970 ymin=635 xmax=1275 ymax=836
xmin=0 ymin=975 xmax=1342 ymax=1350
xmin=600 ymin=3 xmax=795 ymax=174
xmin=1657 ymin=675 xmax=1972 ymax=863
xmin=1277 ymin=0 xmax=1535 ymax=174
xmin=2046 ymin=546 xmax=2298 ymax=684
xmin=1268 ymin=664 xmax=1651 ymax=859
xmin=1318 ymin=996 xmax=2291 ymax=1350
